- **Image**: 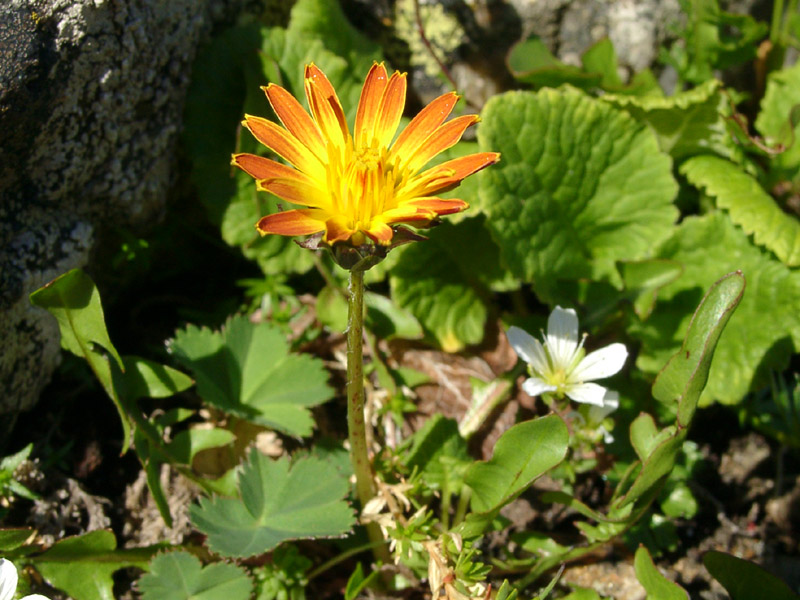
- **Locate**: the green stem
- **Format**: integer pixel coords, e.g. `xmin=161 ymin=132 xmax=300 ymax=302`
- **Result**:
xmin=771 ymin=0 xmax=785 ymax=43
xmin=347 ymin=268 xmax=392 ymax=567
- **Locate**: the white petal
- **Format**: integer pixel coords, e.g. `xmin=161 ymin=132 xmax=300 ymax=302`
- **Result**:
xmin=507 ymin=326 xmax=548 ymax=373
xmin=546 ymin=306 xmax=580 ymax=368
xmin=0 ymin=559 xmax=18 ymax=600
xmin=587 ymin=390 xmax=619 ymax=422
xmin=565 ymin=382 xmax=608 ymax=406
xmin=21 ymin=595 xmax=51 ymax=600
xmin=522 ymin=377 xmax=557 ymax=397
xmin=571 ymin=343 xmax=627 ymax=382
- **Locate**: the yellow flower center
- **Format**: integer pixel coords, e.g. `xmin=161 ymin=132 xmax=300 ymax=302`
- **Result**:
xmin=327 ymin=139 xmax=403 ymax=237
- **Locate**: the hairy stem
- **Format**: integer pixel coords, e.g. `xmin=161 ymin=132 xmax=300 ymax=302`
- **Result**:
xmin=347 ymin=268 xmax=392 ymax=567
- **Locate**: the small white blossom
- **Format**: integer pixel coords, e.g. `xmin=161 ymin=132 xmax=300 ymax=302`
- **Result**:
xmin=0 ymin=559 xmax=50 ymax=600
xmin=507 ymin=306 xmax=627 ymax=407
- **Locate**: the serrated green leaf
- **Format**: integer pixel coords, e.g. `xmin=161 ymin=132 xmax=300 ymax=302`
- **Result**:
xmin=652 ymin=271 xmax=744 ymax=424
xmin=633 ymin=213 xmax=800 ymax=405
xmin=756 ymin=60 xmax=800 ymax=181
xmin=29 ymin=269 xmax=129 ymax=452
xmin=390 ymin=217 xmax=506 ymax=351
xmin=602 ymin=79 xmax=738 ymax=160
xmin=190 ymin=452 xmax=355 ymax=557
xmin=681 ymin=155 xmax=800 ymax=266
xmin=138 ymin=551 xmax=253 ymax=600
xmin=462 ymin=415 xmax=568 ymax=531
xmin=477 ymin=87 xmax=678 ymax=299
xmin=34 ymin=530 xmax=156 ymax=600
xmin=703 ymin=551 xmax=800 ymax=600
xmin=634 ymin=546 xmax=689 ymax=599
xmin=171 ymin=315 xmax=333 ymax=436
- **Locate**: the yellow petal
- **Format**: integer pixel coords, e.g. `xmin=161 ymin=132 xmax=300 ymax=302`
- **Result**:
xmin=364 ymin=220 xmax=393 ymax=244
xmin=256 ymin=176 xmax=329 ymax=209
xmin=304 ymin=64 xmax=348 ymax=149
xmin=231 ymin=153 xmax=305 ymax=181
xmin=263 ymin=84 xmax=326 ymax=161
xmin=399 ymin=152 xmax=501 ymax=198
xmin=242 ymin=115 xmax=323 ymax=178
xmin=324 ymin=215 xmax=357 ymax=244
xmin=392 ymin=92 xmax=458 ymax=159
xmin=373 ymin=71 xmax=407 ymax=148
xmin=404 ymin=114 xmax=480 ymax=174
xmin=354 ymin=62 xmax=389 ymax=146
xmin=256 ymin=208 xmax=328 ymax=236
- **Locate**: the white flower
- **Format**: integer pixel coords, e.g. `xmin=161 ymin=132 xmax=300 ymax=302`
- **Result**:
xmin=0 ymin=559 xmax=50 ymax=600
xmin=507 ymin=306 xmax=627 ymax=407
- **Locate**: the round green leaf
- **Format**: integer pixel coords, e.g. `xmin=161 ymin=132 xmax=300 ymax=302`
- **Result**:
xmin=477 ymin=87 xmax=678 ymax=299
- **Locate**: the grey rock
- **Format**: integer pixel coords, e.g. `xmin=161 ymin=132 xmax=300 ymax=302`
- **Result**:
xmin=0 ymin=0 xmax=250 ymax=417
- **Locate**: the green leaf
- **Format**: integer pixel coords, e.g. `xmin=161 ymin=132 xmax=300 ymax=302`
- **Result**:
xmin=562 ymin=588 xmax=603 ymax=600
xmin=315 ymin=286 xmax=348 ymax=333
xmin=365 ymin=292 xmax=424 ymax=341
xmin=633 ymin=213 xmax=800 ymax=405
xmin=602 ymin=79 xmax=738 ymax=160
xmin=0 ymin=528 xmax=34 ymax=552
xmin=171 ymin=315 xmax=333 ymax=436
xmin=0 ymin=444 xmax=33 ymax=474
xmin=756 ymin=60 xmax=800 ymax=181
xmin=634 ymin=545 xmax=689 ymax=599
xmin=652 ymin=270 xmax=744 ymax=424
xmin=190 ymin=451 xmax=355 ymax=557
xmin=507 ymin=36 xmax=602 ymax=90
xmin=681 ymin=155 xmax=800 ymax=266
xmin=118 ymin=356 xmax=194 ymax=401
xmin=461 ymin=415 xmax=568 ymax=536
xmin=29 ymin=269 xmax=129 ymax=452
xmin=621 ymin=259 xmax=684 ymax=319
xmin=34 ymin=530 xmax=155 ymax=600
xmin=581 ymin=38 xmax=622 ymax=89
xmin=404 ymin=415 xmax=470 ymax=490
xmin=169 ymin=428 xmax=236 ymax=465
xmin=630 ymin=414 xmax=674 ymax=462
xmin=138 ymin=551 xmax=253 ymax=600
xmin=477 ymin=87 xmax=678 ymax=299
xmin=344 ymin=563 xmax=380 ymax=600
xmin=183 ymin=22 xmax=315 ymax=277
xmin=703 ymin=551 xmax=800 ymax=600
xmin=390 ymin=216 xmax=506 ymax=351
xmin=496 ymin=580 xmax=520 ymax=600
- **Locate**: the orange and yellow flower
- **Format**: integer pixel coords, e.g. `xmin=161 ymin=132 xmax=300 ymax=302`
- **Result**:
xmin=232 ymin=62 xmax=499 ymax=248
